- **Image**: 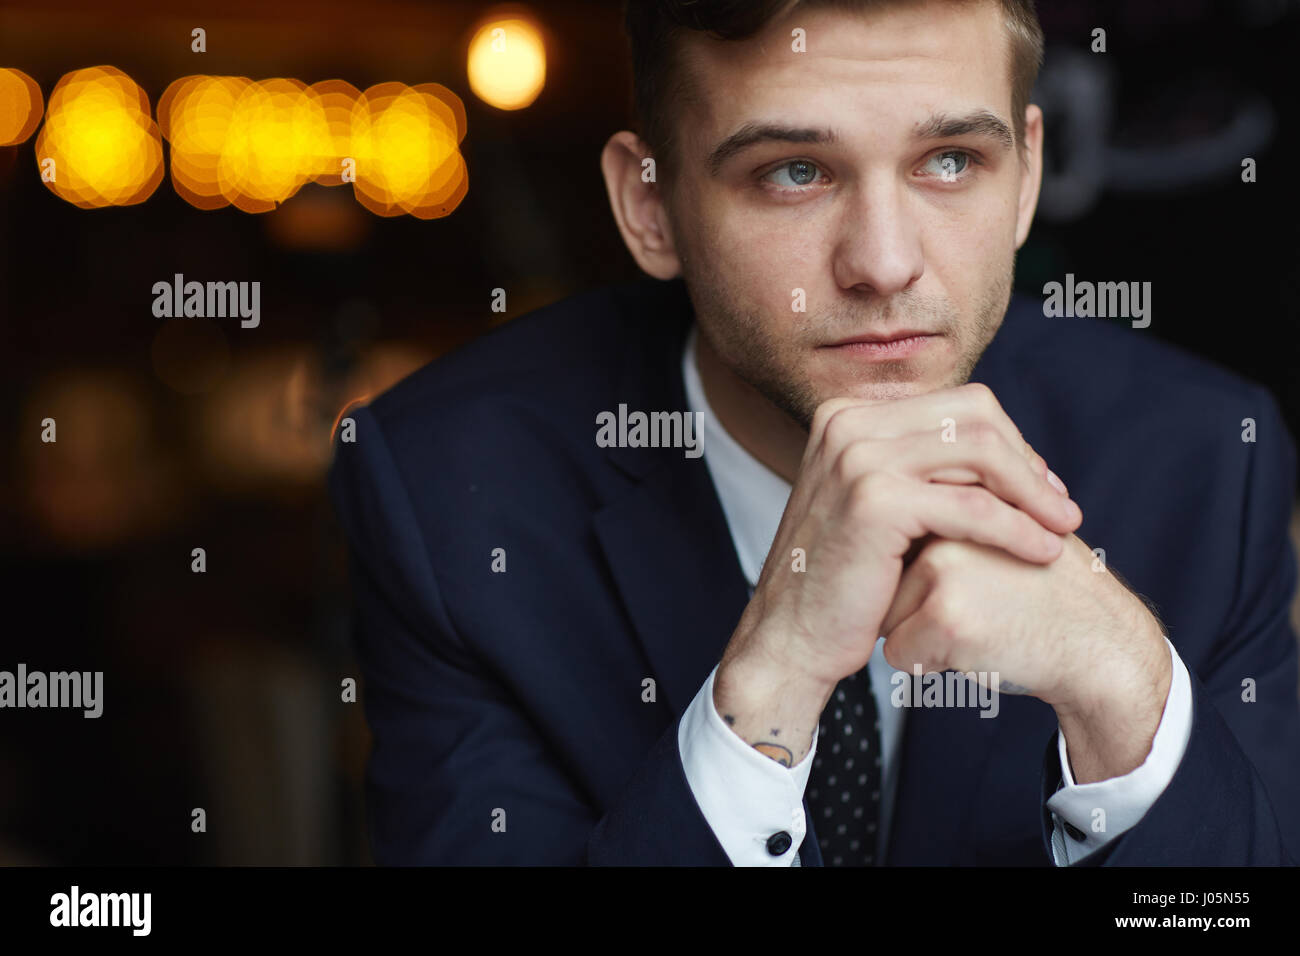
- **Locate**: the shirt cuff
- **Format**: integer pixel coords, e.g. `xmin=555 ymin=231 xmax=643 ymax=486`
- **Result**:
xmin=1046 ymin=636 xmax=1192 ymax=865
xmin=678 ymin=662 xmax=818 ymax=866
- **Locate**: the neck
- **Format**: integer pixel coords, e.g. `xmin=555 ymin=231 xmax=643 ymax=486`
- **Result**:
xmin=695 ymin=328 xmax=808 ymax=483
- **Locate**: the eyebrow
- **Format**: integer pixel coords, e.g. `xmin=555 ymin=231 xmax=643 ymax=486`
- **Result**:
xmin=707 ymin=123 xmax=838 ymax=176
xmin=705 ymin=109 xmax=1014 ymax=176
xmin=913 ymin=110 xmax=1014 ymax=150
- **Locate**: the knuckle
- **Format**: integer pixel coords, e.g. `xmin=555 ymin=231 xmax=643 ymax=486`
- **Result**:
xmin=832 ymin=439 xmax=874 ymax=483
xmin=964 ymin=381 xmax=1003 ymax=417
xmin=847 ymin=471 xmax=890 ymax=519
xmin=1009 ymin=514 xmax=1051 ymax=555
xmin=813 ymin=396 xmax=851 ymax=422
xmin=938 ymin=616 xmax=963 ymax=647
xmin=924 ymin=591 xmax=963 ymax=641
xmin=956 ymin=484 xmax=994 ymax=519
xmin=1011 ymin=505 xmax=1045 ymax=536
xmin=917 ymin=538 xmax=961 ymax=573
xmin=822 ymin=408 xmax=851 ymax=448
xmin=880 ymin=639 xmax=902 ymax=670
xmin=963 ymin=419 xmax=996 ymax=447
xmin=810 ymin=399 xmax=840 ymax=434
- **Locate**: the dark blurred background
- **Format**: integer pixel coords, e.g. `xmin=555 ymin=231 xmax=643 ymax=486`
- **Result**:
xmin=1 ymin=0 xmax=1297 ymax=864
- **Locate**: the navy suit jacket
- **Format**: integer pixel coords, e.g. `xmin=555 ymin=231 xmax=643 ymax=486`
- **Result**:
xmin=328 ymin=277 xmax=1300 ymax=865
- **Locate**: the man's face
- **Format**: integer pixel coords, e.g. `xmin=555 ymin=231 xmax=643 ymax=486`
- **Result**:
xmin=662 ymin=0 xmax=1036 ymax=428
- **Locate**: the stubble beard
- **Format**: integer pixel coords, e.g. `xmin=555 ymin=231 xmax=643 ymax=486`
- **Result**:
xmin=686 ymin=260 xmax=1015 ymax=432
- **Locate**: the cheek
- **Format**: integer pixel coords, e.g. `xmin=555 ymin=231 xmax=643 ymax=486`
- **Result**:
xmin=733 ymin=219 xmax=832 ymax=325
xmin=919 ymin=192 xmax=1018 ymax=303
xmin=705 ymin=202 xmax=832 ymax=312
xmin=924 ymin=186 xmax=1017 ymax=258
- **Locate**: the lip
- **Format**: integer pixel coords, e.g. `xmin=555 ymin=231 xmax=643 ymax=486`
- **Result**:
xmin=826 ymin=329 xmax=937 ymax=346
xmin=821 ymin=331 xmax=941 ymax=360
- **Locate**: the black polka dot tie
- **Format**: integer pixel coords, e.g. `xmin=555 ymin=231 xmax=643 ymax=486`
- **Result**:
xmin=804 ymin=667 xmax=882 ymax=866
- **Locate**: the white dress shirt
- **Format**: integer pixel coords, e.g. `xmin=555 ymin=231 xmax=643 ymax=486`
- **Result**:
xmin=674 ymin=324 xmax=1193 ymax=866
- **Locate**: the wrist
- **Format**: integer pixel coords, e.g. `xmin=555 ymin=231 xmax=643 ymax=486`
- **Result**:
xmin=1052 ymin=630 xmax=1171 ymax=782
xmin=715 ymin=638 xmax=835 ymax=767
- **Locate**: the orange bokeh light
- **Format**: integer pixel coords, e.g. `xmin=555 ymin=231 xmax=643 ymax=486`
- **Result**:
xmin=158 ymin=75 xmax=467 ymax=218
xmin=34 ymin=66 xmax=164 ymax=208
xmin=349 ymin=81 xmax=468 ymax=219
xmin=0 ymin=67 xmax=44 ymax=145
xmin=18 ymin=66 xmax=470 ymax=218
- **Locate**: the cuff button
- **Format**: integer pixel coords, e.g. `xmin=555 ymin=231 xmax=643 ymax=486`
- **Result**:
xmin=766 ymin=831 xmax=793 ymax=855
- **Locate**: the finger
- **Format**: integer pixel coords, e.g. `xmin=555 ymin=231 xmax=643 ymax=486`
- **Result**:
xmin=879 ymin=558 xmax=933 ymax=636
xmin=898 ymin=481 xmax=1066 ymax=565
xmin=941 ymin=385 xmax=1074 ymax=500
xmin=906 ymin=426 xmax=1080 ymax=533
xmin=1023 ymin=443 xmax=1068 ymax=496
xmin=901 ymin=532 xmax=937 ymax=567
xmin=810 ymin=387 xmax=1078 ymax=523
xmin=813 ymin=382 xmax=1024 ymax=450
xmin=807 ymin=396 xmax=884 ymax=453
xmin=842 ymin=429 xmax=1081 ymax=534
xmin=879 ymin=600 xmax=943 ymax=677
xmin=810 ymin=384 xmax=1064 ymax=493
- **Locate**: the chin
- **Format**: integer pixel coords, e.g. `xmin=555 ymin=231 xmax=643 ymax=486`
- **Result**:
xmin=824 ymin=371 xmax=950 ymax=404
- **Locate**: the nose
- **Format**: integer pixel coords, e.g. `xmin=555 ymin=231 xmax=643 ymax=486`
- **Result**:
xmin=830 ymin=173 xmax=924 ymax=297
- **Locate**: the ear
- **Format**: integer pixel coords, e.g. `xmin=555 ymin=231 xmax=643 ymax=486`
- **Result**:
xmin=1014 ymin=103 xmax=1044 ymax=249
xmin=600 ymin=130 xmax=682 ymax=279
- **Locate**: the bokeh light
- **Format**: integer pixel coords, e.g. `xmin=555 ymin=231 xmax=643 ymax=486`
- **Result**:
xmin=218 ymin=79 xmax=331 ymax=212
xmin=0 ymin=67 xmax=44 ymax=145
xmin=466 ymin=15 xmax=546 ymax=111
xmin=350 ymin=82 xmax=468 ymax=219
xmin=160 ymin=75 xmax=467 ymax=218
xmin=309 ymin=79 xmax=362 ymax=187
xmin=34 ymin=66 xmax=164 ymax=208
xmin=160 ymin=76 xmax=335 ymax=212
xmin=159 ymin=75 xmax=249 ymax=210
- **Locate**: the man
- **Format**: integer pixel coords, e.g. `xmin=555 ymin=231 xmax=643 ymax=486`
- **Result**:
xmin=329 ymin=0 xmax=1300 ymax=865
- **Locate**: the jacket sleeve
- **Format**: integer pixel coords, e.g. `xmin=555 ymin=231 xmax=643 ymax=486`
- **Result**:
xmin=329 ymin=404 xmax=733 ymax=865
xmin=1039 ymin=386 xmax=1300 ymax=866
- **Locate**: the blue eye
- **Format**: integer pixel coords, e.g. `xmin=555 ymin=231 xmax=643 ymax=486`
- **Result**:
xmin=764 ymin=160 xmax=823 ymax=188
xmin=926 ymin=151 xmax=971 ymax=179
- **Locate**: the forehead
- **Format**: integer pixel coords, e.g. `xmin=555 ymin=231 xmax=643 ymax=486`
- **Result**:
xmin=674 ymin=1 xmax=1014 ymax=150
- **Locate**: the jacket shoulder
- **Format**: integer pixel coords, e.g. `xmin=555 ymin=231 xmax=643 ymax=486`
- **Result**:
xmin=999 ymin=292 xmax=1281 ymax=422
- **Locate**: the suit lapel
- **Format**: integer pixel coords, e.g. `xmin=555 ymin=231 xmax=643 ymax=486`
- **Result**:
xmin=595 ymin=447 xmax=834 ymax=867
xmin=592 ymin=279 xmax=753 ymax=719
xmin=593 ymin=452 xmax=752 ymax=718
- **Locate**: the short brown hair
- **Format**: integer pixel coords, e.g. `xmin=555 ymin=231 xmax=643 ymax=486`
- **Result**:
xmin=623 ymin=0 xmax=1044 ymax=190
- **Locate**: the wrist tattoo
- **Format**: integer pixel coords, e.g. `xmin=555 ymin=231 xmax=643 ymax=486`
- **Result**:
xmin=996 ymin=678 xmax=1032 ymax=695
xmin=754 ymin=742 xmax=794 ymax=767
